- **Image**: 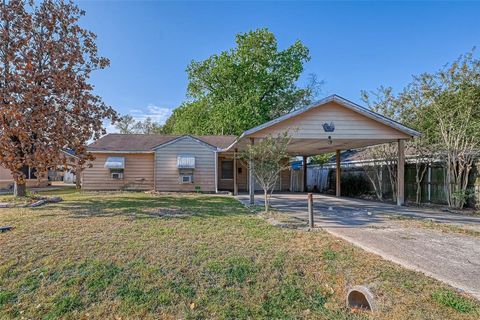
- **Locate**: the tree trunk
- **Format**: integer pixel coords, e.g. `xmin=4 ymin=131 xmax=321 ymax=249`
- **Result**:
xmin=14 ymin=181 xmax=27 ymax=197
xmin=264 ymin=189 xmax=269 ymax=213
xmin=75 ymin=165 xmax=82 ymax=189
xmin=415 ymin=163 xmax=428 ymax=204
xmin=364 ymin=165 xmax=383 ymax=201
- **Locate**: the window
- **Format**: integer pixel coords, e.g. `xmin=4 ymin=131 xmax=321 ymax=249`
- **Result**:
xmin=105 ymin=157 xmax=125 ymax=179
xmin=221 ymin=160 xmax=234 ymax=179
xmin=20 ymin=166 xmax=38 ymax=179
xmin=177 ymin=155 xmax=195 ymax=169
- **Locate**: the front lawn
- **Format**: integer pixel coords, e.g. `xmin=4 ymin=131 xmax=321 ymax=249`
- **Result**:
xmin=0 ymin=191 xmax=479 ymax=319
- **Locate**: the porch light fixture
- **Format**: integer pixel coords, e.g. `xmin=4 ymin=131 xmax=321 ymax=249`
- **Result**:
xmin=322 ymin=122 xmax=335 ymax=132
xmin=328 ymin=136 xmax=333 ymax=145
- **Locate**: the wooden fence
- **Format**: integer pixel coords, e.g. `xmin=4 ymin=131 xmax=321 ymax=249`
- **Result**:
xmin=290 ymin=163 xmax=478 ymax=207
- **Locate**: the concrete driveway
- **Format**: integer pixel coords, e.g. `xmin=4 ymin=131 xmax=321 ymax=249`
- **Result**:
xmin=236 ymin=193 xmax=480 ymax=299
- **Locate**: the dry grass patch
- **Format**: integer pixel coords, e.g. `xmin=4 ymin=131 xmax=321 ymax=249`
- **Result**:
xmin=390 ymin=215 xmax=480 ymax=239
xmin=0 ymin=191 xmax=479 ymax=319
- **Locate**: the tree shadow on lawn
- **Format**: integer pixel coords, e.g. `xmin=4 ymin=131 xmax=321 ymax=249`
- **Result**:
xmin=33 ymin=194 xmax=250 ymax=220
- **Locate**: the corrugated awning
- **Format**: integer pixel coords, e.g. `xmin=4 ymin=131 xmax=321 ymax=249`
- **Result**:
xmin=104 ymin=157 xmax=125 ymax=169
xmin=177 ymin=155 xmax=195 ymax=169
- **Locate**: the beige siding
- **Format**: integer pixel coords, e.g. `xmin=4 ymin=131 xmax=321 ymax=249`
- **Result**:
xmin=155 ymin=137 xmax=216 ymax=192
xmin=250 ymin=101 xmax=411 ymax=140
xmin=82 ymin=153 xmax=154 ymax=190
xmin=0 ymin=165 xmax=13 ymax=188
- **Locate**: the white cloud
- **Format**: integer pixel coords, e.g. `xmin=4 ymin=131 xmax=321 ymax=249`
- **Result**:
xmin=105 ymin=104 xmax=174 ymax=134
xmin=130 ymin=104 xmax=173 ymax=124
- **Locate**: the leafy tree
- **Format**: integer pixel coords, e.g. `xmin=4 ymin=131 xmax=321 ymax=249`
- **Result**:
xmin=0 ymin=0 xmax=117 ymax=196
xmin=406 ymin=51 xmax=480 ymax=208
xmin=115 ymin=115 xmax=137 ymax=134
xmin=161 ymin=100 xmax=212 ymax=135
xmin=238 ymin=132 xmax=291 ymax=213
xmin=361 ymin=88 xmax=402 ymax=202
xmin=309 ymin=153 xmax=334 ymax=166
xmin=133 ymin=117 xmax=162 ymax=134
xmin=163 ymin=28 xmax=321 ymax=135
xmin=362 ymin=50 xmax=480 ymax=208
xmin=116 ymin=114 xmax=163 ymax=134
xmin=397 ymin=83 xmax=437 ymax=204
xmin=362 ymin=86 xmax=438 ymax=203
xmin=358 ymin=143 xmax=398 ymax=202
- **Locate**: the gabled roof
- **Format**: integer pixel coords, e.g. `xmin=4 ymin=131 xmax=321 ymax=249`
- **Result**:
xmin=152 ymin=135 xmax=225 ymax=151
xmin=88 ymin=94 xmax=420 ymax=154
xmin=88 ymin=134 xmax=237 ymax=152
xmin=239 ymin=94 xmax=421 ymax=139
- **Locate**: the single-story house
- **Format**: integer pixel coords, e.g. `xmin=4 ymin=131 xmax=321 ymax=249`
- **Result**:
xmin=0 ymin=150 xmax=77 ymax=190
xmin=0 ymin=166 xmax=50 ymax=189
xmin=84 ymin=95 xmax=420 ymax=205
xmin=84 ymin=134 xmax=291 ymax=193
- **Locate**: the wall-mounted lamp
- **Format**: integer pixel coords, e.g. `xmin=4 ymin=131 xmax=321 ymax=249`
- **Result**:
xmin=328 ymin=136 xmax=333 ymax=145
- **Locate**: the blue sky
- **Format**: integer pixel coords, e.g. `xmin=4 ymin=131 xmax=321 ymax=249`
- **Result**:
xmin=77 ymin=1 xmax=480 ymax=131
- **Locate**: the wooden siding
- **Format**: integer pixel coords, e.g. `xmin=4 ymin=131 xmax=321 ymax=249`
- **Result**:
xmin=82 ymin=153 xmax=154 ymax=190
xmin=0 ymin=165 xmax=12 ymax=188
xmin=155 ymin=137 xmax=216 ymax=192
xmin=249 ymin=101 xmax=411 ymax=140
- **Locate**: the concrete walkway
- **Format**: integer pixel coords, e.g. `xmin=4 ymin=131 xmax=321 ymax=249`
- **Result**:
xmin=236 ymin=193 xmax=480 ymax=299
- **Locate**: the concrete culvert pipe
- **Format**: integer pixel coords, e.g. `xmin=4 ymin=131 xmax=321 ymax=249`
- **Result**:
xmin=346 ymin=285 xmax=377 ymax=311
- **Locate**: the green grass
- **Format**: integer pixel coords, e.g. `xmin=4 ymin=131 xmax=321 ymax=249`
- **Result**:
xmin=433 ymin=289 xmax=479 ymax=313
xmin=1 ymin=190 xmax=479 ymax=319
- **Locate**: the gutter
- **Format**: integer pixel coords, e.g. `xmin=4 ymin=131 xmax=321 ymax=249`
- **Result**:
xmin=88 ymin=150 xmax=155 ymax=154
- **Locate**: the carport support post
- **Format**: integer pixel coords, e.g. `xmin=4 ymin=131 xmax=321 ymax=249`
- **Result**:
xmin=397 ymin=139 xmax=405 ymax=206
xmin=336 ymin=150 xmax=341 ymax=197
xmin=302 ymin=156 xmax=308 ymax=192
xmin=249 ymin=138 xmax=255 ymax=205
xmin=307 ymin=193 xmax=314 ymax=228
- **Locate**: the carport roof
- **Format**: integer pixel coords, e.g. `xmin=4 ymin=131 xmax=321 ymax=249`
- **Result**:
xmin=221 ymin=94 xmax=421 ymax=155
xmin=241 ymin=95 xmax=420 ymax=138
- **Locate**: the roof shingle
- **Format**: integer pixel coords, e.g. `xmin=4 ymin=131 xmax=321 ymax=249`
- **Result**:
xmin=87 ymin=134 xmax=237 ymax=152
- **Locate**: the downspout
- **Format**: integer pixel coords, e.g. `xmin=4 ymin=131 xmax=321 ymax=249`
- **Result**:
xmin=153 ymin=151 xmax=157 ymax=191
xmin=214 ymin=150 xmax=218 ymax=193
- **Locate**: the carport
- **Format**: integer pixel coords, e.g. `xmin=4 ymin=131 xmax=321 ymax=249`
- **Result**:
xmin=221 ymin=94 xmax=420 ymax=206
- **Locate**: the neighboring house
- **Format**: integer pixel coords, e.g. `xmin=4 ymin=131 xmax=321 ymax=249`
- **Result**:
xmin=84 ymin=94 xmax=418 ymax=203
xmin=0 ymin=165 xmax=50 ymax=190
xmin=0 ymin=150 xmax=78 ymax=190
